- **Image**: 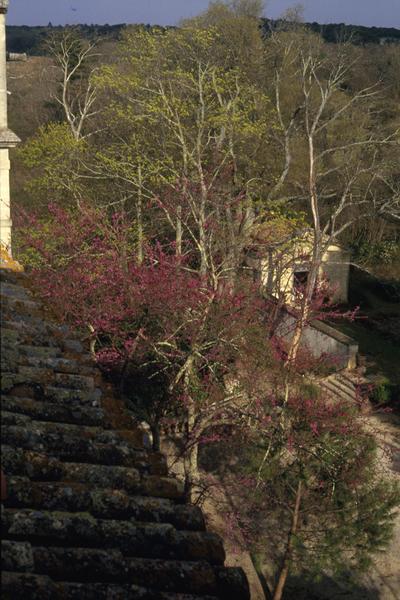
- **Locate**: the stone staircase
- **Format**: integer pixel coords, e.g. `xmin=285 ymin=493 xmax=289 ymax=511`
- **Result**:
xmin=1 ymin=266 xmax=250 ymax=599
xmin=318 ymin=370 xmax=369 ymax=405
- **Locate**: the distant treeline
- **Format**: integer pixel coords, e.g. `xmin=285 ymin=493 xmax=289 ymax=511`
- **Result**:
xmin=5 ymin=24 xmax=128 ymax=55
xmin=262 ymin=19 xmax=400 ymax=45
xmin=6 ymin=20 xmax=400 ymax=55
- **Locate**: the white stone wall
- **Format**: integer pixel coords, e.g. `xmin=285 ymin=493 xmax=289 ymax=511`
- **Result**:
xmin=0 ymin=5 xmax=16 ymax=252
xmin=0 ymin=148 xmax=11 ymax=249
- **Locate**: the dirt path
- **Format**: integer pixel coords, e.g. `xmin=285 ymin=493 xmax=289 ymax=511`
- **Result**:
xmin=361 ymin=412 xmax=400 ymax=600
xmin=202 ymin=488 xmax=266 ymax=600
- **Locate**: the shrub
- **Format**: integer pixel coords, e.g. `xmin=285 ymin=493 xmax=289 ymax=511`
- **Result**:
xmin=371 ymin=378 xmax=391 ymax=405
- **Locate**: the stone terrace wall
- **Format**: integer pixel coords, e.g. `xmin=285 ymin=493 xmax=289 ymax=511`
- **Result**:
xmin=277 ymin=311 xmax=358 ymax=370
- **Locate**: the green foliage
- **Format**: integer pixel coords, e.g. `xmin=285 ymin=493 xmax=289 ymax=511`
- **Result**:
xmin=352 ymin=238 xmax=400 ymax=266
xmin=225 ymin=404 xmax=400 ymax=583
xmin=298 ymin=381 xmax=320 ymax=400
xmin=371 ymin=378 xmax=391 ymax=405
xmin=6 ymin=24 xmax=127 ymax=55
xmin=7 ymin=21 xmax=400 ymax=57
xmin=18 ymin=123 xmax=87 ymax=204
xmin=262 ymin=19 xmax=400 ymax=46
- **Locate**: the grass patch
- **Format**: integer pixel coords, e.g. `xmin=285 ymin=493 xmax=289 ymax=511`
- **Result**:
xmin=335 ymin=319 xmax=400 ymax=385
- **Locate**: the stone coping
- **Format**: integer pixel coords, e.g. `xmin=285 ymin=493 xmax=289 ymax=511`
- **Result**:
xmin=0 ymin=127 xmax=21 ymax=148
xmin=310 ymin=318 xmax=358 ymax=348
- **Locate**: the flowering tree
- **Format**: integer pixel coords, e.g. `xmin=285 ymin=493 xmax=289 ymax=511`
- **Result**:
xmin=17 ymin=201 xmax=399 ymax=595
xmin=17 ymin=202 xmax=275 ymax=490
xmin=210 ymin=380 xmax=399 ymax=600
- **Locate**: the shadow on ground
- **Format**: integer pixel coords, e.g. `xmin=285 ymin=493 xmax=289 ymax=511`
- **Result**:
xmin=283 ymin=573 xmax=381 ymax=600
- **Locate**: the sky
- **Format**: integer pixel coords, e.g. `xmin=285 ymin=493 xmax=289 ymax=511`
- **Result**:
xmin=6 ymin=0 xmax=400 ymax=29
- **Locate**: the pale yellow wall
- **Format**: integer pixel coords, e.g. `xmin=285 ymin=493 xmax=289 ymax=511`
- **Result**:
xmin=259 ymin=237 xmax=350 ymax=304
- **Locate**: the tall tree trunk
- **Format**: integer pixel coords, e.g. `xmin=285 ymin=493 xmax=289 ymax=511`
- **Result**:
xmin=272 ymin=480 xmax=303 ymax=600
xmin=184 ymin=441 xmax=199 ymax=501
xmin=184 ymin=399 xmax=200 ymax=502
xmin=285 ymin=235 xmax=321 ymax=366
xmin=199 ymin=225 xmax=207 ymax=276
xmin=199 ymin=191 xmax=208 ymax=277
xmin=137 ymin=164 xmax=144 ymax=265
xmin=285 ymin=305 xmax=309 ymax=366
xmin=225 ymin=204 xmax=238 ymax=287
xmin=176 ymin=204 xmax=182 ymax=256
xmin=150 ymin=423 xmax=160 ymax=452
xmin=285 ymin=128 xmax=323 ymax=366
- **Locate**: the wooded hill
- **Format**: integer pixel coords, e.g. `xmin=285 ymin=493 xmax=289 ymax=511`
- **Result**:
xmin=6 ymin=20 xmax=400 ymax=56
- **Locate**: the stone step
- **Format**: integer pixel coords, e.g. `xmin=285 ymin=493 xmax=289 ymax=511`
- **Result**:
xmin=3 ymin=381 xmax=103 ymax=408
xmin=0 ymin=268 xmax=28 ymax=284
xmin=320 ymin=379 xmax=354 ymax=402
xmin=30 ymin=548 xmax=240 ymax=597
xmin=1 ymin=540 xmax=34 ymax=572
xmin=2 ymin=411 xmax=32 ymax=427
xmin=0 ymin=281 xmax=33 ymax=300
xmin=1 ymin=295 xmax=43 ymax=318
xmin=1 ymin=290 xmax=37 ymax=307
xmin=0 ymin=327 xmax=21 ymax=344
xmin=0 ymin=319 xmax=63 ymax=347
xmin=2 ymin=509 xmax=225 ymax=564
xmin=1 ymin=571 xmax=221 ymax=600
xmin=335 ymin=373 xmax=358 ymax=393
xmin=0 ymin=422 xmax=138 ymax=450
xmin=1 ymin=396 xmax=106 ymax=427
xmin=2 ymin=447 xmax=64 ymax=481
xmin=5 ymin=477 xmax=205 ymax=531
xmin=327 ymin=375 xmax=356 ymax=400
xmin=19 ymin=355 xmax=97 ymax=377
xmin=1 ymin=346 xmax=20 ymax=373
xmin=61 ymin=338 xmax=85 ymax=354
xmin=2 ymin=448 xmax=181 ymax=499
xmin=1 ymin=318 xmax=84 ymax=352
xmin=14 ymin=366 xmax=95 ymax=391
xmin=3 ymin=383 xmax=103 ymax=408
xmin=2 ymin=414 xmax=147 ymax=449
xmin=18 ymin=345 xmax=62 ymax=359
xmin=44 ymin=385 xmax=102 ymax=406
xmin=1 ymin=421 xmax=166 ymax=472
